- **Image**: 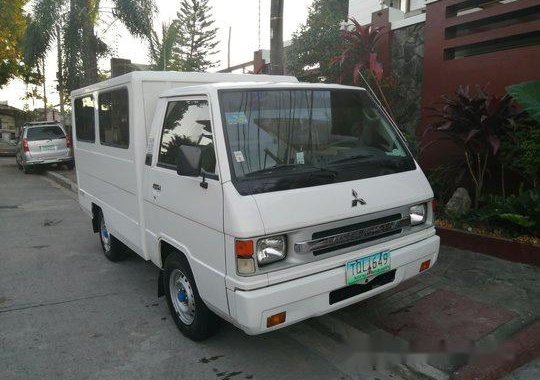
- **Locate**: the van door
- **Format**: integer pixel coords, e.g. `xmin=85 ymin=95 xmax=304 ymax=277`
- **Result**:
xmin=143 ymin=96 xmax=228 ymax=315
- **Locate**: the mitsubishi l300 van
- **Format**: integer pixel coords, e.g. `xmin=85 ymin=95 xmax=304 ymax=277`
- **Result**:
xmin=72 ymin=72 xmax=439 ymax=341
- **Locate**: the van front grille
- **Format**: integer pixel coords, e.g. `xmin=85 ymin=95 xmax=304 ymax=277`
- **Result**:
xmin=310 ymin=214 xmax=404 ymax=256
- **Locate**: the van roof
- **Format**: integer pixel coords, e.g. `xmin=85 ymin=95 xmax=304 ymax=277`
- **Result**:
xmin=70 ymin=71 xmax=299 ymax=97
xmin=159 ymin=81 xmax=368 ymax=98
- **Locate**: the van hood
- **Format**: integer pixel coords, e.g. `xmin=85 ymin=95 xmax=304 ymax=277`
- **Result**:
xmin=251 ymin=167 xmax=433 ymax=235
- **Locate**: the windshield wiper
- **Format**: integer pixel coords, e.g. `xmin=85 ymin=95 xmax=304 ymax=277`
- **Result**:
xmin=245 ymin=164 xmax=337 ymax=178
xmin=328 ymin=154 xmax=373 ymax=165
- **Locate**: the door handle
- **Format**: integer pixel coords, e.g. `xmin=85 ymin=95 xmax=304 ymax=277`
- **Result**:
xmin=152 ymin=183 xmax=161 ymax=191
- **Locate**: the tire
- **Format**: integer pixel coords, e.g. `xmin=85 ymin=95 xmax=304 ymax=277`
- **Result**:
xmin=66 ymin=162 xmax=75 ymax=170
xmin=163 ymin=253 xmax=219 ymax=341
xmin=97 ymin=210 xmax=128 ymax=262
xmin=23 ymin=165 xmax=33 ymax=174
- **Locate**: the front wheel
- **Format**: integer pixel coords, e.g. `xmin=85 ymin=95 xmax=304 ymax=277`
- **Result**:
xmin=98 ymin=210 xmax=128 ymax=262
xmin=163 ymin=253 xmax=219 ymax=341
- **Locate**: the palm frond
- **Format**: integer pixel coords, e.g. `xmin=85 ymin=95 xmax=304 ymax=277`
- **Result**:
xmin=111 ymin=0 xmax=156 ymax=39
xmin=23 ymin=0 xmax=66 ymax=65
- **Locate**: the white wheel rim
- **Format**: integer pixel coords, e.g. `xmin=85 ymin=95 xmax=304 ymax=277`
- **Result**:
xmin=100 ymin=216 xmax=111 ymax=252
xmin=170 ymin=269 xmax=195 ymax=325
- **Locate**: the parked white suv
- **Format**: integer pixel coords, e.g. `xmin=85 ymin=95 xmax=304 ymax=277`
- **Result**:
xmin=16 ymin=122 xmax=74 ymax=173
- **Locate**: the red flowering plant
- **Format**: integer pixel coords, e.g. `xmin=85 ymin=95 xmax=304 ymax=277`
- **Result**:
xmin=331 ymin=18 xmax=394 ymax=117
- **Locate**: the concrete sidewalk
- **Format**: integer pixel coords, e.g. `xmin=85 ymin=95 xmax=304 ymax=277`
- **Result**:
xmin=41 ymin=165 xmax=539 ymax=379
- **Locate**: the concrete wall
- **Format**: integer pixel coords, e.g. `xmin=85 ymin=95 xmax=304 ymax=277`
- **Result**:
xmin=348 ymin=0 xmax=381 ymax=24
xmin=0 ymin=114 xmax=16 ymax=131
xmin=390 ymin=23 xmax=425 ymax=134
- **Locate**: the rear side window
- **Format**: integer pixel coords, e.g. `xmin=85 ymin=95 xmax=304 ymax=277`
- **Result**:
xmin=99 ymin=88 xmax=129 ymax=148
xmin=26 ymin=126 xmax=65 ymax=141
xmin=74 ymin=96 xmax=95 ymax=142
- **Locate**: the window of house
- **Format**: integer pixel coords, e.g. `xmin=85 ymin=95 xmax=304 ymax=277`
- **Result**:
xmin=98 ymin=88 xmax=129 ymax=148
xmin=74 ymin=95 xmax=95 ymax=142
xmin=157 ymin=99 xmax=216 ymax=174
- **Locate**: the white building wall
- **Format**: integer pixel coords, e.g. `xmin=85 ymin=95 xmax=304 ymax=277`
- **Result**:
xmin=348 ymin=0 xmax=382 ymax=25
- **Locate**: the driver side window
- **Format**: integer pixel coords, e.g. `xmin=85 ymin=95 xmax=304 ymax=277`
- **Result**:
xmin=157 ymin=99 xmax=216 ymax=174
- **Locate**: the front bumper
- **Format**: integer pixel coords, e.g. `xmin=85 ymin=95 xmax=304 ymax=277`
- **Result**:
xmin=229 ymin=234 xmax=440 ymax=335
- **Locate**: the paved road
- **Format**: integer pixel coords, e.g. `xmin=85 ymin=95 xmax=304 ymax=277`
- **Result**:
xmin=0 ymin=157 xmax=405 ymax=380
xmin=1 ymin=157 xmax=538 ymax=380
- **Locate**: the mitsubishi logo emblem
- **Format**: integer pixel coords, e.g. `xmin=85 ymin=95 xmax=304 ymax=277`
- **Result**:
xmin=352 ymin=189 xmax=367 ymax=207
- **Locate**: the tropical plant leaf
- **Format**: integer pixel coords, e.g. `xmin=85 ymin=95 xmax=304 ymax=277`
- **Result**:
xmin=506 ymin=81 xmax=540 ymax=124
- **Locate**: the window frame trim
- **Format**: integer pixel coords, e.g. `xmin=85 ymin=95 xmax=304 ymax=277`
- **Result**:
xmin=97 ymin=86 xmax=130 ymax=149
xmin=155 ymin=96 xmax=219 ymax=180
xmin=73 ymin=94 xmax=96 ymax=143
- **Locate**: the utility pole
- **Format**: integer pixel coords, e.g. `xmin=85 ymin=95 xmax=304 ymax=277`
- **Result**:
xmin=270 ymin=0 xmax=284 ymax=75
xmin=227 ymin=26 xmax=232 ymax=69
xmin=56 ymin=24 xmax=65 ymax=126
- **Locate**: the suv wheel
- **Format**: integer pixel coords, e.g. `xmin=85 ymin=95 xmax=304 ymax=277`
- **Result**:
xmin=98 ymin=210 xmax=128 ymax=261
xmin=164 ymin=253 xmax=219 ymax=341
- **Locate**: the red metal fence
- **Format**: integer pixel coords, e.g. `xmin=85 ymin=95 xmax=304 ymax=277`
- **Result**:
xmin=420 ymin=0 xmax=540 ymax=168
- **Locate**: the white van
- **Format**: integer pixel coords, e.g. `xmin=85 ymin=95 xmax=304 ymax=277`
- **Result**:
xmin=72 ymin=71 xmax=439 ymax=341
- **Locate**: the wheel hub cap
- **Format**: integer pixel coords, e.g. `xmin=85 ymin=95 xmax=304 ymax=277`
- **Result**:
xmin=169 ymin=269 xmax=195 ymax=325
xmin=100 ymin=217 xmax=111 ymax=251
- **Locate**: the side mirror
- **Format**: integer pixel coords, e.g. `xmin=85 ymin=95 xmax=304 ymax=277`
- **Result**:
xmin=177 ymin=145 xmax=202 ymax=177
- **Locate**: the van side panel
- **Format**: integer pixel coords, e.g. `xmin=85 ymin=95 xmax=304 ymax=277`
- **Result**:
xmin=75 ymin=84 xmax=142 ymax=255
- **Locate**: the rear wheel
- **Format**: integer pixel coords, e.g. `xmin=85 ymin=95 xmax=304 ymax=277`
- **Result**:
xmin=164 ymin=253 xmax=219 ymax=341
xmin=98 ymin=210 xmax=128 ymax=262
xmin=23 ymin=165 xmax=33 ymax=174
xmin=66 ymin=162 xmax=75 ymax=170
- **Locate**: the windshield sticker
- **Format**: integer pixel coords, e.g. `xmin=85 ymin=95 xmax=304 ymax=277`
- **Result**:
xmin=386 ymin=148 xmax=405 ymax=157
xmin=225 ymin=112 xmax=248 ymax=125
xmin=295 ymin=151 xmax=305 ymax=164
xmin=233 ymin=151 xmax=245 ymax=163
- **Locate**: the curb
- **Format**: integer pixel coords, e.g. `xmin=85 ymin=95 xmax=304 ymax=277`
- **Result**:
xmin=453 ymin=320 xmax=540 ymax=380
xmin=45 ymin=170 xmax=78 ymax=193
xmin=437 ymin=227 xmax=540 ymax=267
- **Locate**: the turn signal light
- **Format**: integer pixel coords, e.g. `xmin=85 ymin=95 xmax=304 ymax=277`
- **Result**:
xmin=419 ymin=260 xmax=431 ymax=272
xmin=266 ymin=312 xmax=286 ymax=328
xmin=235 ymin=240 xmax=254 ymax=257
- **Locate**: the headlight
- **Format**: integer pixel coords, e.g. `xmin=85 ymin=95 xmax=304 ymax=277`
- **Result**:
xmin=256 ymin=235 xmax=287 ymax=266
xmin=409 ymin=204 xmax=427 ymax=226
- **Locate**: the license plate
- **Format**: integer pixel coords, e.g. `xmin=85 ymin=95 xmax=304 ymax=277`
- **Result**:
xmin=346 ymin=251 xmax=391 ymax=285
xmin=41 ymin=145 xmax=56 ymax=151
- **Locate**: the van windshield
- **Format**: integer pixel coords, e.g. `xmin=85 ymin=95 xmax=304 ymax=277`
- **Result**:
xmin=220 ymin=89 xmax=415 ymax=195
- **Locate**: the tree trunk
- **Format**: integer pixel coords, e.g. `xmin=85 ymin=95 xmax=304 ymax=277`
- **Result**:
xmin=56 ymin=24 xmax=65 ymax=126
xmin=81 ymin=0 xmax=98 ymax=86
xmin=42 ymin=57 xmax=47 ymax=120
xmin=270 ymin=0 xmax=284 ymax=75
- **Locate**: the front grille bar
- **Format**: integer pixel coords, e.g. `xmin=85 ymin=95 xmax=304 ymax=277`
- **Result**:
xmin=294 ymin=216 xmax=410 ymax=254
